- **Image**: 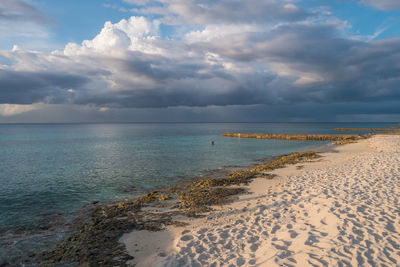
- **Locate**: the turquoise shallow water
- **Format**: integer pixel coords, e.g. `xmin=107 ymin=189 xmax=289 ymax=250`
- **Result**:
xmin=0 ymin=122 xmax=396 ymax=262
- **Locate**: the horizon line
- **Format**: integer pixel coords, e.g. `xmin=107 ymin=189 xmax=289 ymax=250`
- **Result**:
xmin=0 ymin=121 xmax=399 ymax=125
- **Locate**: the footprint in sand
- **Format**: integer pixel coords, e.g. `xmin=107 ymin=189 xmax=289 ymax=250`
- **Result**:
xmin=304 ymin=233 xmax=319 ymax=247
xmin=236 ymin=257 xmax=246 ymax=266
xmin=271 ymin=224 xmax=281 ymax=234
xmin=180 ymin=235 xmax=193 ymax=241
xmin=249 ymin=243 xmax=259 ymax=252
xmin=289 ymin=230 xmax=298 ymax=238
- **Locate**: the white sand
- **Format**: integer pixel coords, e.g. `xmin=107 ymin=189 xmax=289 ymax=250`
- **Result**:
xmin=122 ymin=135 xmax=400 ymax=266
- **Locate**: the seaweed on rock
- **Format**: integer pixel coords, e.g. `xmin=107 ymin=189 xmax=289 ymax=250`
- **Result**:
xmin=39 ymin=197 xmax=174 ymax=266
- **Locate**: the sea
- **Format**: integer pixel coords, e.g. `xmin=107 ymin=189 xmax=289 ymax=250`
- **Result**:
xmin=0 ymin=122 xmax=396 ymax=263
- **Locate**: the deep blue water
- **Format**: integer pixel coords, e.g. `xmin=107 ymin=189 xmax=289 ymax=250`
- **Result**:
xmin=0 ymin=122 xmax=396 ymax=262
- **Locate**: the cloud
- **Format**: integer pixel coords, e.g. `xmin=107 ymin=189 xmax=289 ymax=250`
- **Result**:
xmin=1 ymin=0 xmax=400 ymax=122
xmin=63 ymin=16 xmax=160 ymax=55
xmin=2 ymin=15 xmax=400 ymax=108
xmin=0 ymin=68 xmax=89 ymax=104
xmin=0 ymin=0 xmax=55 ymax=50
xmin=0 ymin=103 xmax=41 ymax=116
xmin=0 ymin=0 xmax=51 ymax=24
xmin=123 ymin=0 xmax=152 ymax=5
xmin=129 ymin=0 xmax=311 ymax=24
xmin=361 ymin=0 xmax=400 ymax=10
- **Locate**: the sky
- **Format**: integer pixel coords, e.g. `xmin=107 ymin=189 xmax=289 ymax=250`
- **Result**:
xmin=0 ymin=0 xmax=400 ymax=122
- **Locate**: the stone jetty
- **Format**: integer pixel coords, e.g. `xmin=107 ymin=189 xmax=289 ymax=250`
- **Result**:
xmin=222 ymin=133 xmax=363 ymax=141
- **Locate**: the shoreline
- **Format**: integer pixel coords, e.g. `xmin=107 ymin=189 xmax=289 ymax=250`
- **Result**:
xmin=35 ymin=142 xmax=328 ymax=266
xmin=121 ymin=133 xmax=400 ymax=266
xmin=12 ymin=130 xmax=398 ymax=266
xmin=2 ymin=139 xmax=326 ymax=266
xmin=1 ymin=125 xmax=398 ymax=266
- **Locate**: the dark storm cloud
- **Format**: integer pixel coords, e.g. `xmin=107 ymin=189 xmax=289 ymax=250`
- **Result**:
xmin=73 ymin=77 xmax=274 ymax=108
xmin=187 ymin=23 xmax=400 ymax=105
xmin=3 ymin=23 xmax=400 ymax=110
xmin=0 ymin=69 xmax=89 ymax=104
xmin=0 ymin=0 xmax=52 ymax=24
xmin=109 ymin=53 xmax=211 ymax=81
xmin=191 ymin=23 xmax=357 ymax=63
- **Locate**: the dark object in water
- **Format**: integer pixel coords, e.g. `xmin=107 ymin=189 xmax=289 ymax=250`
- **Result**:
xmin=211 ymin=141 xmax=215 ymax=145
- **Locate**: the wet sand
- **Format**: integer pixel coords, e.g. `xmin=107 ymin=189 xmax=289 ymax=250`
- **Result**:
xmin=122 ymin=134 xmax=400 ymax=266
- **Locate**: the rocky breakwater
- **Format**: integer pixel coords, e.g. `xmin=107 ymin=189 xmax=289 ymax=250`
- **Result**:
xmin=223 ymin=133 xmax=365 ymax=145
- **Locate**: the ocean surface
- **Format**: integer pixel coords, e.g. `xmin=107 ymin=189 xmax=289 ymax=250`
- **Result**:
xmin=0 ymin=122 xmax=396 ymax=262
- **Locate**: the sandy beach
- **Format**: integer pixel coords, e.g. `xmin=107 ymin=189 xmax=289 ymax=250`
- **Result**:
xmin=122 ymin=134 xmax=400 ymax=266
